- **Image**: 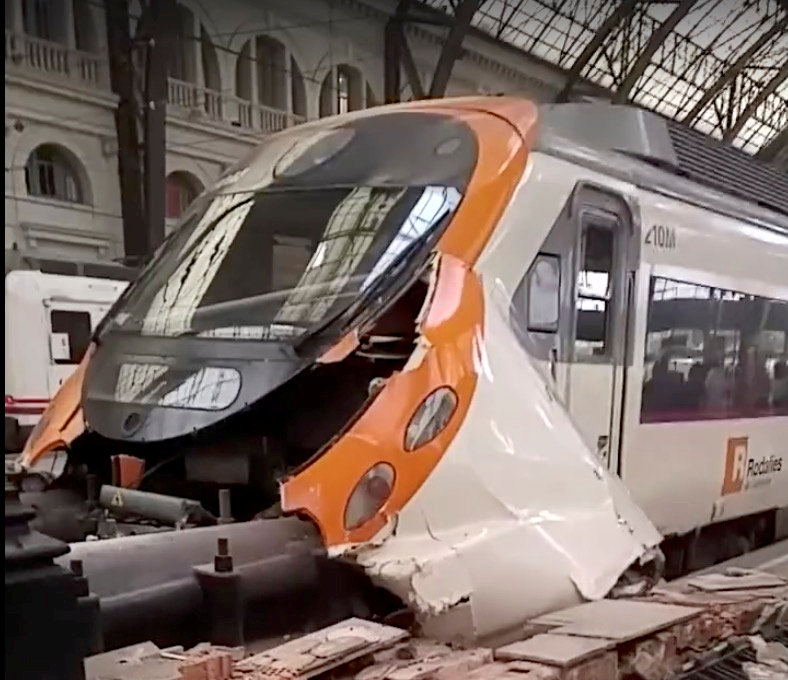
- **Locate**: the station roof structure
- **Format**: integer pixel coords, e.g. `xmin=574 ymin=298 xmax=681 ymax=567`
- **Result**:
xmin=420 ymin=0 xmax=788 ymax=162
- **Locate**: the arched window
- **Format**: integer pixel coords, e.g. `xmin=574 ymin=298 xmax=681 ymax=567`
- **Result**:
xmin=200 ymin=25 xmax=220 ymax=92
xmin=73 ymin=0 xmax=98 ymax=52
xmin=159 ymin=4 xmax=220 ymax=92
xmin=291 ymin=57 xmax=307 ymax=119
xmin=19 ymin=0 xmax=97 ymax=51
xmin=165 ymin=171 xmax=202 ymax=219
xmin=25 ymin=144 xmax=84 ymax=204
xmin=319 ymin=64 xmax=370 ymax=118
xmin=235 ymin=35 xmax=288 ymax=110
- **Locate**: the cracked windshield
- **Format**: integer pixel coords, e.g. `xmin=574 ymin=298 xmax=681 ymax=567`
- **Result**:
xmin=109 ymin=183 xmax=461 ymax=342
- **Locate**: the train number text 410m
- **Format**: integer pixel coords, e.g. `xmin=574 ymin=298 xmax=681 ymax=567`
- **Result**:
xmin=644 ymin=224 xmax=676 ymax=250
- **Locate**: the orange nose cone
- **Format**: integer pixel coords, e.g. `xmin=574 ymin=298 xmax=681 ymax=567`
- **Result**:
xmin=20 ymin=345 xmax=92 ymax=467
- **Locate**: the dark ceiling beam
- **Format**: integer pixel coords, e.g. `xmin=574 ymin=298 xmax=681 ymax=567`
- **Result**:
xmin=722 ymin=59 xmax=788 ymax=143
xmin=384 ymin=0 xmax=409 ymax=103
xmin=401 ymin=32 xmax=425 ymax=99
xmin=384 ymin=0 xmax=425 ymax=102
xmin=682 ymin=15 xmax=788 ymax=125
xmin=756 ymin=124 xmax=788 ymax=163
xmin=612 ymin=0 xmax=697 ymax=104
xmin=555 ymin=0 xmax=640 ymax=102
xmin=428 ymin=0 xmax=482 ymax=97
xmin=496 ymin=0 xmax=525 ymax=40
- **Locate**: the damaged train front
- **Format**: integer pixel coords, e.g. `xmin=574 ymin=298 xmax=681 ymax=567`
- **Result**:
xmin=15 ymin=103 xmax=480 ymax=542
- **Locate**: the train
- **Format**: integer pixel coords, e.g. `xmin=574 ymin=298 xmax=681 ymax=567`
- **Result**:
xmin=4 ymin=265 xmax=128 ymax=451
xmin=14 ymin=97 xmax=788 ymax=643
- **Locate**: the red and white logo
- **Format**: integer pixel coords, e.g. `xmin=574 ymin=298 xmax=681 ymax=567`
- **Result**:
xmin=721 ymin=436 xmax=748 ymax=496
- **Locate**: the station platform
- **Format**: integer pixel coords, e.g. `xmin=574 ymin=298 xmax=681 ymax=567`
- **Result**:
xmin=687 ymin=539 xmax=788 ymax=580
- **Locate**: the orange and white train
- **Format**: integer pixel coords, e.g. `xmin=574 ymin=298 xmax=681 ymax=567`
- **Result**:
xmin=18 ymin=98 xmax=788 ymax=642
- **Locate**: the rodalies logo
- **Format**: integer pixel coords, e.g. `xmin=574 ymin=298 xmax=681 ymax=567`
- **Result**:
xmin=721 ymin=437 xmax=783 ymax=496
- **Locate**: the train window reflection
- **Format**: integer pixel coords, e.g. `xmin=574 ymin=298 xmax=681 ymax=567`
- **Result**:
xmin=108 ymin=185 xmax=461 ymax=343
xmin=114 ymin=363 xmax=241 ymax=411
xmin=527 ymin=253 xmax=560 ymax=332
xmin=641 ymin=276 xmax=788 ymax=422
xmin=575 ymin=221 xmax=614 ymax=358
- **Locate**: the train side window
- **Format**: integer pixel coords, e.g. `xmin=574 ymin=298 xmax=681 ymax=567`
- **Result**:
xmin=50 ymin=310 xmax=91 ymax=365
xmin=641 ymin=276 xmax=788 ymax=423
xmin=575 ymin=220 xmax=614 ymax=359
xmin=527 ymin=253 xmax=560 ymax=333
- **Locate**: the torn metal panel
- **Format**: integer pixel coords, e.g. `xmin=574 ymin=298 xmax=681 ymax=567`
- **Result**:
xmin=334 ymin=261 xmax=661 ymax=642
xmin=318 ymin=329 xmax=361 ymax=364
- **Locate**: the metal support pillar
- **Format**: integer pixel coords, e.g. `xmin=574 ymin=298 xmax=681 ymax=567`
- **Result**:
xmin=384 ymin=15 xmax=403 ymax=103
xmin=104 ymin=0 xmax=146 ymax=263
xmin=142 ymin=0 xmax=178 ymax=255
xmin=428 ymin=0 xmax=482 ymax=98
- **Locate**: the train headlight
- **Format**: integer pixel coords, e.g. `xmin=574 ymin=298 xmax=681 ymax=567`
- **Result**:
xmin=403 ymin=387 xmax=458 ymax=452
xmin=344 ymin=463 xmax=395 ymax=530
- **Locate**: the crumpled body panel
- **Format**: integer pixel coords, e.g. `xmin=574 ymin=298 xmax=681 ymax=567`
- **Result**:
xmin=334 ymin=270 xmax=662 ymax=641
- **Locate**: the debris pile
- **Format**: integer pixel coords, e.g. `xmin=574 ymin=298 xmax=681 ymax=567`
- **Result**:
xmin=85 ymin=569 xmax=787 ymax=680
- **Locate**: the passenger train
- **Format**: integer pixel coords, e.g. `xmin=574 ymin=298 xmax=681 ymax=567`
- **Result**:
xmin=17 ymin=98 xmax=788 ymax=641
xmin=5 ymin=264 xmax=128 ymax=451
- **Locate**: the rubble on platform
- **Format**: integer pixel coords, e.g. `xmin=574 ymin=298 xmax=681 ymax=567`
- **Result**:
xmin=86 ymin=568 xmax=787 ymax=680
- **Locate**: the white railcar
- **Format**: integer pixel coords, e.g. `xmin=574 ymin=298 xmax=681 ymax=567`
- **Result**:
xmin=5 ymin=269 xmax=127 ymax=451
xmin=17 ymin=99 xmax=788 ymax=640
xmin=503 ymin=105 xmax=788 ymax=573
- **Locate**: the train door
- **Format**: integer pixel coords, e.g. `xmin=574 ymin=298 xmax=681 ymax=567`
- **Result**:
xmin=514 ymin=183 xmax=637 ymax=473
xmin=561 ymin=188 xmax=635 ymax=473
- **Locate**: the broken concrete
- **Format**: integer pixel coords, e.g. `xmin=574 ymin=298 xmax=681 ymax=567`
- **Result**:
xmin=85 ymin=567 xmax=787 ymax=680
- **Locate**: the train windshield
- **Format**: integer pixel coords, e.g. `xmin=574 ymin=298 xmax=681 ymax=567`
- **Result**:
xmin=107 ymin=184 xmax=461 ymax=342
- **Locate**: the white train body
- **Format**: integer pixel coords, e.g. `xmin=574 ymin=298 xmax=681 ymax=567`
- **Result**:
xmin=500 ymin=151 xmax=788 ymax=539
xmin=315 ymin=102 xmax=788 ymax=639
xmin=5 ymin=270 xmax=127 ymax=449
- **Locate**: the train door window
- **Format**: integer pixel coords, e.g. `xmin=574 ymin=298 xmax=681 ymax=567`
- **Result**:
xmin=575 ymin=218 xmax=614 ymax=359
xmin=50 ymin=310 xmax=91 ymax=364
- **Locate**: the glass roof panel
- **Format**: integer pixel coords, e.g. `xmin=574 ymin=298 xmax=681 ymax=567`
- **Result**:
xmin=423 ymin=0 xmax=787 ymax=155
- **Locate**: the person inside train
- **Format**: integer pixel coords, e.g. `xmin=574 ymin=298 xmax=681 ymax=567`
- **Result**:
xmin=685 ymin=361 xmax=709 ymax=410
xmin=733 ymin=345 xmax=771 ymax=412
xmin=773 ymin=361 xmax=788 ymax=410
xmin=643 ymin=354 xmax=684 ymax=414
xmin=702 ymin=337 xmax=729 ymax=413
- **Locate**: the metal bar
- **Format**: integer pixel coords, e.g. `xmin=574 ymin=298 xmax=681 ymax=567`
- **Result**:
xmin=682 ymin=16 xmax=788 ymax=125
xmin=556 ymin=0 xmax=640 ymax=102
xmin=58 ymin=518 xmax=320 ymax=597
xmin=142 ymin=0 xmax=179 ymax=255
xmin=98 ymin=485 xmax=215 ymax=526
xmin=428 ymin=0 xmax=482 ymax=98
xmin=384 ymin=1 xmax=406 ymax=103
xmin=401 ymin=32 xmax=425 ymax=99
xmin=722 ymin=59 xmax=788 ymax=143
xmin=496 ymin=0 xmax=526 ymax=40
xmin=613 ymin=0 xmax=698 ymax=104
xmin=103 ymin=0 xmax=146 ymax=262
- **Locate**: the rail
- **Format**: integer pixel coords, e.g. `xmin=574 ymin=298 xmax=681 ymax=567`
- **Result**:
xmin=5 ymin=31 xmax=106 ymax=89
xmin=167 ymin=77 xmax=305 ymax=133
xmin=5 ymin=31 xmax=306 ymax=135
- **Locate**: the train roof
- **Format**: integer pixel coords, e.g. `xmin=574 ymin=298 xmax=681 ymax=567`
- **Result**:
xmin=4 ymin=252 xmax=139 ymax=281
xmin=536 ymin=103 xmax=788 ymax=234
